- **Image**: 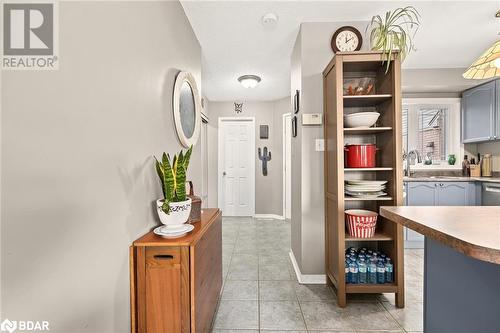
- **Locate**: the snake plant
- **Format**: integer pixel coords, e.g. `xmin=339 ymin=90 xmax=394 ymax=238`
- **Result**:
xmin=367 ymin=6 xmax=421 ymax=72
xmin=154 ymin=146 xmax=192 ymax=214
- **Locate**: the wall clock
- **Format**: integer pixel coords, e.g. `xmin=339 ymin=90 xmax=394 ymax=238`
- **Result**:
xmin=331 ymin=26 xmax=362 ymax=53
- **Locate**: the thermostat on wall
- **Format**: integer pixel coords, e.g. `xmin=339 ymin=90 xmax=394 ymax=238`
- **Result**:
xmin=302 ymin=113 xmax=322 ymax=125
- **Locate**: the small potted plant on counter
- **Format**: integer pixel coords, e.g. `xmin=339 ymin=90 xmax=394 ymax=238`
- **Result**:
xmin=154 ymin=146 xmax=192 ymax=225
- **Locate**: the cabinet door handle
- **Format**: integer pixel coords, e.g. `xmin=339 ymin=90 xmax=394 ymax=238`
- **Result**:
xmin=153 ymin=254 xmax=174 ymax=260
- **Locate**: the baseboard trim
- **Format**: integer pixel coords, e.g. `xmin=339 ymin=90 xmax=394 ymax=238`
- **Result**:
xmin=253 ymin=214 xmax=285 ymax=220
xmin=289 ymin=250 xmax=326 ymax=284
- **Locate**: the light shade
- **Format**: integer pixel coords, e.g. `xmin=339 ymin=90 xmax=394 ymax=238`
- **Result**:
xmin=463 ymin=40 xmax=500 ymax=79
xmin=238 ymin=75 xmax=261 ymax=88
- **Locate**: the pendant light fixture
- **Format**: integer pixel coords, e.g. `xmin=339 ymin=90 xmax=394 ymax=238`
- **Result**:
xmin=463 ymin=10 xmax=500 ymax=79
xmin=463 ymin=40 xmax=500 ymax=79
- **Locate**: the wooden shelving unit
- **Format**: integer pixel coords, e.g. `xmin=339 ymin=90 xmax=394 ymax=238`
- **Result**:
xmin=344 ymin=127 xmax=393 ymax=135
xmin=323 ymin=51 xmax=404 ymax=308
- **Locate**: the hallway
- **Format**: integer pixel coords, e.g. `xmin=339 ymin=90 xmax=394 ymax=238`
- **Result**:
xmin=213 ymin=217 xmax=424 ymax=332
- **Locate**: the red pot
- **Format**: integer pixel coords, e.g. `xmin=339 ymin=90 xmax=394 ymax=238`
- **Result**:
xmin=344 ymin=144 xmax=378 ymax=168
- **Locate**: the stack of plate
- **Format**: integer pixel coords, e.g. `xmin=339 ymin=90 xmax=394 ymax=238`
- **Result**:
xmin=345 ymin=180 xmax=388 ymax=198
xmin=154 ymin=224 xmax=194 ymax=238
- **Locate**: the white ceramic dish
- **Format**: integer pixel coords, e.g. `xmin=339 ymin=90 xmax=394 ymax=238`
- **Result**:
xmin=346 ymin=188 xmax=385 ymax=192
xmin=345 ymin=191 xmax=387 ymax=198
xmin=153 ymin=224 xmax=194 ymax=238
xmin=344 ymin=112 xmax=380 ymax=128
xmin=347 ymin=180 xmax=388 ymax=186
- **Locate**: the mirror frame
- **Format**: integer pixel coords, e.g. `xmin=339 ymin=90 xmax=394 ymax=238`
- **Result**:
xmin=173 ymin=71 xmax=201 ymax=148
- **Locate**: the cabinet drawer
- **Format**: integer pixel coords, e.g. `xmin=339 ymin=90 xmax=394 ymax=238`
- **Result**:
xmin=146 ymin=246 xmax=181 ymax=267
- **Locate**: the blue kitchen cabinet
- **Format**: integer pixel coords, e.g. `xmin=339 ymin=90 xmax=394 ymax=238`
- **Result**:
xmin=436 ymin=182 xmax=468 ymax=206
xmin=407 ymin=182 xmax=437 ymax=206
xmin=461 ymin=80 xmax=496 ymax=143
xmin=405 ymin=181 xmax=476 ymax=247
xmin=405 ymin=182 xmax=437 ymax=246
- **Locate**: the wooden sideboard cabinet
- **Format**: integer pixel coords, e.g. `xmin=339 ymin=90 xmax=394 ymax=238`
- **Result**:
xmin=130 ymin=208 xmax=222 ymax=333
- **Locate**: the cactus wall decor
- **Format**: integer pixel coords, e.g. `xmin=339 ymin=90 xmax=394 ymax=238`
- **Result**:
xmin=258 ymin=147 xmax=272 ymax=176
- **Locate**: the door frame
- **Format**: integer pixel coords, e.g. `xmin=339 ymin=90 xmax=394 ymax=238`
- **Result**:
xmin=282 ymin=113 xmax=292 ymax=219
xmin=217 ymin=117 xmax=256 ymax=216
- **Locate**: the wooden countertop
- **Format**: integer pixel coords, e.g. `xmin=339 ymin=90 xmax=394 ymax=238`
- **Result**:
xmin=133 ymin=208 xmax=221 ymax=247
xmin=380 ymin=206 xmax=500 ymax=264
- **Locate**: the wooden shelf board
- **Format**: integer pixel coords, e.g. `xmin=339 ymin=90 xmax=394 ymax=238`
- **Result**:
xmin=346 ymin=283 xmax=398 ymax=294
xmin=344 ymin=127 xmax=392 ymax=135
xmin=344 ymin=167 xmax=393 ymax=171
xmin=343 ymin=94 xmax=392 ymax=107
xmin=345 ymin=231 xmax=393 ymax=242
xmin=344 ymin=196 xmax=393 ymax=201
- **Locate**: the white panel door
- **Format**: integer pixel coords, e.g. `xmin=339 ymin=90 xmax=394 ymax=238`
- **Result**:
xmin=219 ymin=119 xmax=255 ymax=216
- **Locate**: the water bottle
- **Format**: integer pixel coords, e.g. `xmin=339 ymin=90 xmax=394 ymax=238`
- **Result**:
xmin=380 ymin=254 xmax=387 ymax=263
xmin=368 ymin=258 xmax=377 ymax=284
xmin=358 ymin=258 xmax=367 ymax=284
xmin=345 ymin=260 xmax=350 ymax=283
xmin=349 ymin=260 xmax=359 ymax=284
xmin=376 ymin=259 xmax=386 ymax=284
xmin=385 ymin=258 xmax=394 ymax=283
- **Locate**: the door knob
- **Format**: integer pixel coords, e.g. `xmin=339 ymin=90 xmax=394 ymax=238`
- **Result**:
xmin=223 ymin=171 xmax=227 ymax=176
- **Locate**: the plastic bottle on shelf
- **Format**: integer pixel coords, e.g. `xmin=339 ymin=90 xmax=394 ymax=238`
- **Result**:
xmin=349 ymin=260 xmax=359 ymax=284
xmin=368 ymin=258 xmax=377 ymax=284
xmin=376 ymin=259 xmax=386 ymax=284
xmin=358 ymin=258 xmax=367 ymax=284
xmin=380 ymin=254 xmax=387 ymax=262
xmin=345 ymin=259 xmax=350 ymax=283
xmin=385 ymin=258 xmax=394 ymax=283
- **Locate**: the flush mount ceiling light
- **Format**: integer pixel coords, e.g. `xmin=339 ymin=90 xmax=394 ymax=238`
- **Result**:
xmin=238 ymin=75 xmax=261 ymax=88
xmin=463 ymin=40 xmax=500 ymax=79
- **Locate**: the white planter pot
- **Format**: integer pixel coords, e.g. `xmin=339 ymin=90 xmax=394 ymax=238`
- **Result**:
xmin=156 ymin=198 xmax=192 ymax=226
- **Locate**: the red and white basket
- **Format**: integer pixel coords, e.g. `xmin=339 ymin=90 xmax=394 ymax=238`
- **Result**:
xmin=345 ymin=209 xmax=378 ymax=238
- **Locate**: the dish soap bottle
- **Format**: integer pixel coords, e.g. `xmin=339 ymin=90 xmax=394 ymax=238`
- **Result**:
xmin=462 ymin=155 xmax=470 ymax=177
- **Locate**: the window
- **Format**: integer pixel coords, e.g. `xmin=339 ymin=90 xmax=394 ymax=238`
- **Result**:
xmin=417 ymin=108 xmax=447 ymax=162
xmin=402 ymin=99 xmax=462 ymax=167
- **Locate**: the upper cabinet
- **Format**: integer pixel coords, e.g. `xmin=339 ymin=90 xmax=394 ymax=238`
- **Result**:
xmin=461 ymin=80 xmax=497 ymax=143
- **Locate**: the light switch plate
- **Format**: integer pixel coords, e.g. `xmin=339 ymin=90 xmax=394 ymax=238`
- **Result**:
xmin=315 ymin=139 xmax=325 ymax=152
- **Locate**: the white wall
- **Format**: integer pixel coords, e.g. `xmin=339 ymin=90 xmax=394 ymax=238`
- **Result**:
xmin=207 ymin=98 xmax=290 ymax=216
xmin=1 ymin=2 xmax=201 ymax=332
xmin=291 ymin=21 xmax=369 ymax=275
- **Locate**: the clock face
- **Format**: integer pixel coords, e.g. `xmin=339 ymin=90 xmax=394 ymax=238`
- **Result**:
xmin=331 ymin=26 xmax=362 ymax=53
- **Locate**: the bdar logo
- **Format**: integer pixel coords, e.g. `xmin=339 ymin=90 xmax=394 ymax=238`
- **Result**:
xmin=0 ymin=319 xmax=17 ymax=333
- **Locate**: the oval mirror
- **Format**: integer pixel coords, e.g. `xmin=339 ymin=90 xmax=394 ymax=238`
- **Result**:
xmin=173 ymin=71 xmax=201 ymax=147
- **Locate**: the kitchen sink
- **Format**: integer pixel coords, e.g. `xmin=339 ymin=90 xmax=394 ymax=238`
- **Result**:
xmin=428 ymin=176 xmax=463 ymax=179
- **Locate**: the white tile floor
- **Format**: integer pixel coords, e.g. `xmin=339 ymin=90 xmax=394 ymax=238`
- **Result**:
xmin=213 ymin=217 xmax=424 ymax=333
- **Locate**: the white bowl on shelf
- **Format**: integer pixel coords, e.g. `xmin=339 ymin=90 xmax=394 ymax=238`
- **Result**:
xmin=344 ymin=112 xmax=380 ymax=128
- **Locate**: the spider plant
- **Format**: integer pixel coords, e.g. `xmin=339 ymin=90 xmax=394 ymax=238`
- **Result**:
xmin=367 ymin=6 xmax=421 ymax=73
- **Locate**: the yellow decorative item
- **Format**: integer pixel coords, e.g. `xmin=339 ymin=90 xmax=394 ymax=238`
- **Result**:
xmin=463 ymin=40 xmax=500 ymax=79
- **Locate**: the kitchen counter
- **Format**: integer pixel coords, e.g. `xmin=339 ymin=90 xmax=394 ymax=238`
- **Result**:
xmin=380 ymin=206 xmax=500 ymax=333
xmin=404 ymin=176 xmax=500 ymax=183
xmin=380 ymin=206 xmax=500 ymax=264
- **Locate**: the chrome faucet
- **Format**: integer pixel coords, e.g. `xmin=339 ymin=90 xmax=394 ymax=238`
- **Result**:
xmin=404 ymin=149 xmax=422 ymax=177
xmin=408 ymin=149 xmax=422 ymax=164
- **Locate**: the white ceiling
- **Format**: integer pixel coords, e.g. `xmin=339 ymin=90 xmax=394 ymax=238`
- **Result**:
xmin=181 ymin=1 xmax=499 ymax=101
